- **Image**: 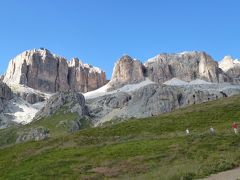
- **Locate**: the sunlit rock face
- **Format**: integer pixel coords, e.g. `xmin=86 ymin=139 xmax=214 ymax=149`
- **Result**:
xmin=145 ymin=51 xmax=227 ymax=84
xmin=3 ymin=49 xmax=107 ymax=93
xmin=68 ymin=58 xmax=106 ymax=92
xmin=108 ymin=55 xmax=145 ymax=90
xmin=219 ymin=56 xmax=240 ymax=83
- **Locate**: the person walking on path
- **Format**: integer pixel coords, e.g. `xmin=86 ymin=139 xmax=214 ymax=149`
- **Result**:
xmin=232 ymin=122 xmax=238 ymax=134
xmin=185 ymin=128 xmax=190 ymax=135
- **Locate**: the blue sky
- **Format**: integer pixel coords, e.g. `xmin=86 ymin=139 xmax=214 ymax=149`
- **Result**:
xmin=0 ymin=0 xmax=239 ymax=79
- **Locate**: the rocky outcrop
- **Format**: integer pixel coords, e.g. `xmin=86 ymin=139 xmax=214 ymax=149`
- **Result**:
xmin=219 ymin=56 xmax=240 ymax=83
xmin=0 ymin=82 xmax=13 ymax=101
xmin=34 ymin=91 xmax=88 ymax=120
xmin=107 ymin=52 xmax=231 ymax=91
xmin=0 ymin=75 xmax=4 ymax=82
xmin=3 ymin=48 xmax=106 ymax=93
xmin=144 ymin=51 xmax=227 ymax=84
xmin=0 ymin=82 xmax=13 ymax=113
xmin=108 ymin=55 xmax=145 ymax=90
xmin=16 ymin=127 xmax=49 ymax=143
xmin=18 ymin=92 xmax=45 ymax=104
xmin=56 ymin=118 xmax=83 ymax=133
xmin=87 ymin=83 xmax=240 ymax=125
xmin=68 ymin=58 xmax=106 ymax=92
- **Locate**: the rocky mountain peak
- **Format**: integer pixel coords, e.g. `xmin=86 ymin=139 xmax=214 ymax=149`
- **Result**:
xmin=144 ymin=51 xmax=223 ymax=83
xmin=219 ymin=56 xmax=236 ymax=72
xmin=218 ymin=56 xmax=240 ymax=83
xmin=3 ymin=49 xmax=107 ymax=93
xmin=108 ymin=55 xmax=145 ymax=90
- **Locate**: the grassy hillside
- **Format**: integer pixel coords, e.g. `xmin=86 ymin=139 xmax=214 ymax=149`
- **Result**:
xmin=0 ymin=104 xmax=92 ymax=147
xmin=1 ymin=95 xmax=240 ymax=179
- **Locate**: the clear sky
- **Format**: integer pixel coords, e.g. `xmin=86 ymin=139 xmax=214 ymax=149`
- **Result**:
xmin=0 ymin=0 xmax=239 ymax=79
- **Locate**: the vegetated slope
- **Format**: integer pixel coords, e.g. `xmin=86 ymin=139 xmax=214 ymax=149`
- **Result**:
xmin=0 ymin=104 xmax=91 ymax=147
xmin=1 ymin=95 xmax=240 ymax=179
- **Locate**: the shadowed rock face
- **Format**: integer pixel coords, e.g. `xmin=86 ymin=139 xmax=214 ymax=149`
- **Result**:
xmin=0 ymin=82 xmax=12 ymax=114
xmin=3 ymin=49 xmax=107 ymax=93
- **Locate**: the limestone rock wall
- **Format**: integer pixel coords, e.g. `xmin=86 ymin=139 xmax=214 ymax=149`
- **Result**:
xmin=3 ymin=49 xmax=107 ymax=93
xmin=144 ymin=51 xmax=226 ymax=84
xmin=219 ymin=56 xmax=240 ymax=83
xmin=108 ymin=55 xmax=145 ymax=90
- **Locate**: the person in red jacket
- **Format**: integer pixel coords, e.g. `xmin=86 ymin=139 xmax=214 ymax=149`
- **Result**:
xmin=232 ymin=122 xmax=238 ymax=134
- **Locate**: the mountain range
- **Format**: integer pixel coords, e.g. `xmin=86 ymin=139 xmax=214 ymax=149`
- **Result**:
xmin=1 ymin=48 xmax=240 ymax=142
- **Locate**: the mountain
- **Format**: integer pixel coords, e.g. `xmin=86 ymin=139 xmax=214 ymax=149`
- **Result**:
xmin=3 ymin=48 xmax=107 ymax=93
xmin=1 ymin=50 xmax=240 ymax=128
xmin=107 ymin=51 xmax=231 ymax=91
xmin=219 ymin=56 xmax=240 ymax=83
xmin=83 ymin=51 xmax=240 ymax=125
xmin=145 ymin=51 xmax=229 ymax=83
xmin=1 ymin=49 xmax=240 ymax=179
xmin=108 ymin=55 xmax=145 ymax=90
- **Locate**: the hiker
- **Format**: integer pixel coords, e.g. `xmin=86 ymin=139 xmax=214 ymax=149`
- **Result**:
xmin=210 ymin=127 xmax=215 ymax=135
xmin=232 ymin=122 xmax=238 ymax=134
xmin=185 ymin=128 xmax=190 ymax=135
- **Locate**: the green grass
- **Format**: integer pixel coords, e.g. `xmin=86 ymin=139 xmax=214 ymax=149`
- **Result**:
xmin=1 ymin=95 xmax=240 ymax=179
xmin=0 ymin=105 xmax=92 ymax=147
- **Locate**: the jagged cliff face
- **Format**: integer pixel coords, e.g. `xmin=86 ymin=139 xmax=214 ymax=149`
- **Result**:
xmin=145 ymin=51 xmax=225 ymax=84
xmin=0 ymin=82 xmax=12 ymax=113
xmin=219 ymin=56 xmax=240 ymax=83
xmin=107 ymin=51 xmax=229 ymax=90
xmin=68 ymin=58 xmax=106 ymax=92
xmin=108 ymin=55 xmax=145 ymax=90
xmin=3 ymin=49 xmax=106 ymax=93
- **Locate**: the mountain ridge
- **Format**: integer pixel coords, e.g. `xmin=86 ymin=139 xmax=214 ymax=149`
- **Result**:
xmin=1 ymin=49 xmax=240 ymax=130
xmin=3 ymin=48 xmax=107 ymax=93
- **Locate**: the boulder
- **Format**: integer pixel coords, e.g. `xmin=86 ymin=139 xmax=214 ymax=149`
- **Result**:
xmin=34 ymin=91 xmax=88 ymax=120
xmin=16 ymin=127 xmax=49 ymax=143
xmin=25 ymin=93 xmax=45 ymax=104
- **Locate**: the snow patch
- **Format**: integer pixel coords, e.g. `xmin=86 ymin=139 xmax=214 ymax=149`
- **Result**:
xmin=6 ymin=83 xmax=52 ymax=98
xmin=177 ymin=51 xmax=195 ymax=55
xmin=164 ymin=78 xmax=212 ymax=86
xmin=233 ymin=59 xmax=240 ymax=64
xmin=4 ymin=97 xmax=45 ymax=124
xmin=84 ymin=79 xmax=156 ymax=99
xmin=189 ymin=79 xmax=212 ymax=85
xmin=164 ymin=78 xmax=188 ymax=86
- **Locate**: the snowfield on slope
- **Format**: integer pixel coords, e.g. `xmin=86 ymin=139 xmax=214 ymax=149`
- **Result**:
xmin=163 ymin=78 xmax=212 ymax=86
xmin=84 ymin=78 xmax=156 ymax=99
xmin=4 ymin=96 xmax=45 ymax=124
xmin=2 ymin=83 xmax=52 ymax=125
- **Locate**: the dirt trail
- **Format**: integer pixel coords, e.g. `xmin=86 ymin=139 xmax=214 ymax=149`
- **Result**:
xmin=199 ymin=167 xmax=240 ymax=180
